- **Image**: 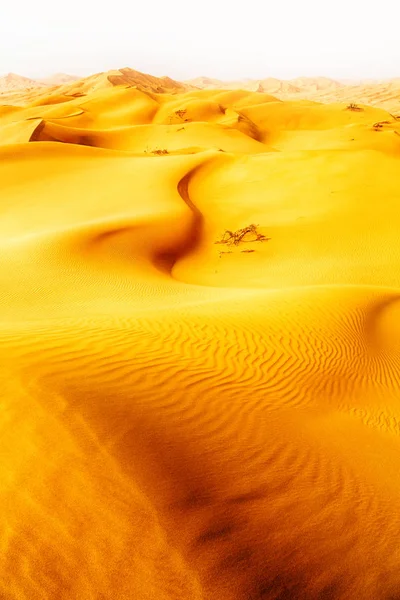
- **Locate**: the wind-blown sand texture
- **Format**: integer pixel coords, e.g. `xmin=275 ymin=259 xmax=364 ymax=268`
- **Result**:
xmin=1 ymin=81 xmax=400 ymax=600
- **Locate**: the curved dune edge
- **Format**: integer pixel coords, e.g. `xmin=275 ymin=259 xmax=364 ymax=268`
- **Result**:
xmin=28 ymin=119 xmax=271 ymax=154
xmin=1 ymin=85 xmax=400 ymax=599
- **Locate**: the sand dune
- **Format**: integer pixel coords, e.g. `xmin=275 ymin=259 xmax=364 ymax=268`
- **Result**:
xmin=37 ymin=73 xmax=79 ymax=86
xmin=4 ymin=67 xmax=399 ymax=116
xmin=276 ymin=81 xmax=400 ymax=116
xmin=0 ymin=68 xmax=191 ymax=109
xmin=287 ymin=76 xmax=344 ymax=91
xmin=186 ymin=76 xmax=303 ymax=94
xmin=2 ymin=78 xmax=400 ymax=600
xmin=187 ymin=75 xmax=400 ymax=115
xmin=0 ymin=72 xmax=46 ymax=93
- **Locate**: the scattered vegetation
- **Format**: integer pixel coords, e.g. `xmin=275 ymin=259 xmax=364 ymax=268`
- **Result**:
xmin=168 ymin=109 xmax=191 ymax=125
xmin=373 ymin=120 xmax=391 ymax=131
xmin=175 ymin=109 xmax=187 ymax=120
xmin=144 ymin=147 xmax=169 ymax=155
xmin=346 ymin=103 xmax=363 ymax=112
xmin=215 ymin=224 xmax=269 ymax=247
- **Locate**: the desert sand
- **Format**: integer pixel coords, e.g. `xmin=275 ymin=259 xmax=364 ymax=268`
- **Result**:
xmin=1 ymin=72 xmax=400 ymax=600
xmin=186 ymin=75 xmax=400 ymax=115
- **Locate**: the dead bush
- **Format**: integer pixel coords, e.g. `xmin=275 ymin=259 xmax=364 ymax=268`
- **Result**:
xmin=215 ymin=224 xmax=269 ymax=247
xmin=151 ymin=149 xmax=169 ymax=155
xmin=347 ymin=103 xmax=363 ymax=112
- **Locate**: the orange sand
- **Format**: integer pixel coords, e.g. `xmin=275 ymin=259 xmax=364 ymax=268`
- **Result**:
xmin=1 ymin=78 xmax=400 ymax=600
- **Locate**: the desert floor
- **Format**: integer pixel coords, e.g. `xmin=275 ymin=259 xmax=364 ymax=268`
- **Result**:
xmin=1 ymin=83 xmax=400 ymax=600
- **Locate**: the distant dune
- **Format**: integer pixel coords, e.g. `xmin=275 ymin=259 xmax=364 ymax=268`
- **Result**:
xmin=38 ymin=72 xmax=79 ymax=86
xmin=287 ymin=76 xmax=344 ymax=91
xmin=185 ymin=75 xmax=344 ymax=93
xmin=0 ymin=72 xmax=46 ymax=92
xmin=186 ymin=75 xmax=303 ymax=94
xmin=3 ymin=68 xmax=400 ymax=114
xmin=1 ymin=69 xmax=400 ymax=600
xmin=0 ymin=67 xmax=190 ymax=100
xmin=283 ymin=79 xmax=400 ymax=114
xmin=186 ymin=74 xmax=400 ymax=113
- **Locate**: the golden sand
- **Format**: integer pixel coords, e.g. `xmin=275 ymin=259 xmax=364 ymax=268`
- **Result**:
xmin=1 ymin=79 xmax=400 ymax=599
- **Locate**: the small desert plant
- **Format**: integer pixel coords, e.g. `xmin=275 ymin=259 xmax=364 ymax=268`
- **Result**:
xmin=215 ymin=224 xmax=269 ymax=247
xmin=175 ymin=109 xmax=187 ymax=119
xmin=151 ymin=148 xmax=169 ymax=155
xmin=176 ymin=109 xmax=190 ymax=121
xmin=347 ymin=103 xmax=363 ymax=112
xmin=373 ymin=120 xmax=390 ymax=130
xmin=168 ymin=109 xmax=191 ymax=125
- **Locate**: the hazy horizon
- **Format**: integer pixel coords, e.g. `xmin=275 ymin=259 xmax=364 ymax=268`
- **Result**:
xmin=1 ymin=0 xmax=399 ymax=81
xmin=1 ymin=70 xmax=399 ymax=85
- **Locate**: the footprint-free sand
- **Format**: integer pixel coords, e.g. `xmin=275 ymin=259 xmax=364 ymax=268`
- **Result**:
xmin=1 ymin=79 xmax=400 ymax=599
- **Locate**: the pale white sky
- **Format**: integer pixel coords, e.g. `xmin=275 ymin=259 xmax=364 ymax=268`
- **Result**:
xmin=1 ymin=0 xmax=399 ymax=81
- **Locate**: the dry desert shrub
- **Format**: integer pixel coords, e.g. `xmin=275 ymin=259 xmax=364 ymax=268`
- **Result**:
xmin=215 ymin=224 xmax=269 ymax=247
xmin=151 ymin=148 xmax=169 ymax=155
xmin=175 ymin=109 xmax=187 ymax=119
xmin=346 ymin=103 xmax=363 ymax=112
xmin=168 ymin=109 xmax=191 ymax=125
xmin=373 ymin=120 xmax=391 ymax=130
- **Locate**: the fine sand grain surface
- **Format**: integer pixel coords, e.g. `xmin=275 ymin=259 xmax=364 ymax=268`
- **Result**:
xmin=1 ymin=80 xmax=400 ymax=600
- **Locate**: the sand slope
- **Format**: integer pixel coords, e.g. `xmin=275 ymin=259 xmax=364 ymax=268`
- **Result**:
xmin=1 ymin=83 xmax=400 ymax=600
